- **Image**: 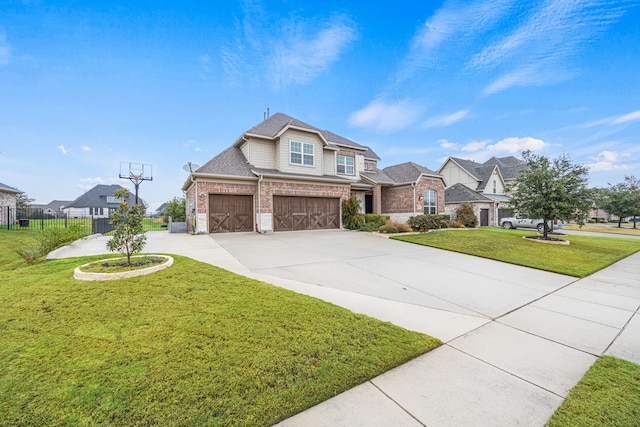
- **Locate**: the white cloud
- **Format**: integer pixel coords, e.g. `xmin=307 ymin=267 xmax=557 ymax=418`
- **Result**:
xmin=270 ymin=17 xmax=358 ymax=89
xmin=488 ymin=136 xmax=548 ymax=153
xmin=423 ymin=109 xmax=470 ymax=128
xmin=222 ymin=3 xmax=357 ymax=90
xmin=582 ymin=109 xmax=640 ymax=128
xmin=611 ymin=110 xmax=640 ymax=125
xmin=585 ymin=150 xmax=632 ymax=172
xmin=57 ymin=145 xmax=68 ymax=155
xmin=0 ymin=30 xmax=11 ymax=65
xmin=349 ymin=99 xmax=422 ymax=132
xmin=471 ymin=0 xmax=632 ymax=93
xmin=462 ymin=140 xmax=489 ymax=152
xmin=81 ymin=146 xmax=91 ymax=152
xmin=438 ymin=138 xmax=458 ymax=149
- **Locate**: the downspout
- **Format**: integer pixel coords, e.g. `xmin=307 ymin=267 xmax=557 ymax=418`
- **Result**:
xmin=257 ymin=174 xmax=263 ymax=233
xmin=412 ymin=182 xmax=416 ymax=215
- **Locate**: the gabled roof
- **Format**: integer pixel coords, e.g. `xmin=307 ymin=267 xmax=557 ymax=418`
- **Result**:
xmin=0 ymin=182 xmax=21 ymax=194
xmin=381 ymin=162 xmax=440 ymax=184
xmin=439 ymin=156 xmax=525 ymax=190
xmin=31 ymin=200 xmax=72 ymax=212
xmin=445 ymin=183 xmax=493 ymax=203
xmin=482 ymin=156 xmax=527 ymax=180
xmin=195 ymin=146 xmax=255 ymax=178
xmin=237 ymin=112 xmax=380 ymax=160
xmin=66 ymin=185 xmax=139 ymax=208
xmin=360 ymin=169 xmax=395 ymax=185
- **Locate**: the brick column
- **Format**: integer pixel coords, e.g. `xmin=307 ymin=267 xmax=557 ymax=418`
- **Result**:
xmin=373 ymin=184 xmax=382 ymax=214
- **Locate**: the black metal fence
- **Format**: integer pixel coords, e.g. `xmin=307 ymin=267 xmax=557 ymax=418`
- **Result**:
xmin=1 ymin=206 xmax=166 ymax=235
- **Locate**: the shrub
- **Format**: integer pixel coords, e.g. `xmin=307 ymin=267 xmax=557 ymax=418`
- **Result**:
xmin=408 ymin=214 xmax=451 ymax=231
xmin=162 ymin=197 xmax=186 ymax=223
xmin=341 ymin=195 xmax=363 ymax=230
xmin=15 ymin=224 xmax=88 ymax=264
xmin=450 ymin=221 xmax=465 ymax=228
xmin=359 ymin=214 xmax=390 ymax=231
xmin=384 ymin=220 xmax=413 ymax=233
xmin=454 ymin=203 xmax=477 ymax=228
xmin=378 ymin=224 xmax=399 ymax=234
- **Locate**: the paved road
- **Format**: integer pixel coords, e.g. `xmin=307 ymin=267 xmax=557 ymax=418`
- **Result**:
xmin=50 ymin=230 xmax=640 ymax=426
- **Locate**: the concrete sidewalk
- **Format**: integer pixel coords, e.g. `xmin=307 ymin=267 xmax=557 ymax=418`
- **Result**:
xmin=49 ymin=231 xmax=640 ymax=426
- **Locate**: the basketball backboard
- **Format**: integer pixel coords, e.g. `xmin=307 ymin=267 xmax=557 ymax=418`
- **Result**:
xmin=119 ymin=162 xmax=153 ymax=183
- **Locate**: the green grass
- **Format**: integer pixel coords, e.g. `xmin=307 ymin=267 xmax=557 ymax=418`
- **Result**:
xmin=547 ymin=356 xmax=640 ymax=426
xmin=0 ymin=230 xmax=440 ymax=426
xmin=392 ymin=228 xmax=640 ymax=277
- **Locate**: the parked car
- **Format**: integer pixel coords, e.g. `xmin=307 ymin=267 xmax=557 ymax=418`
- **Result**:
xmin=499 ymin=216 xmax=563 ymax=232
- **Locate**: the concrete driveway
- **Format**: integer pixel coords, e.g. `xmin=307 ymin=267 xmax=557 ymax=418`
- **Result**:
xmin=212 ymin=230 xmax=576 ymax=320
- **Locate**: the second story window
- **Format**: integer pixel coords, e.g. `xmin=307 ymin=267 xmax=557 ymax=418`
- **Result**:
xmin=364 ymin=161 xmax=376 ymax=171
xmin=337 ymin=155 xmax=354 ymax=175
xmin=290 ymin=141 xmax=314 ymax=166
xmin=493 ymin=180 xmax=497 ymax=193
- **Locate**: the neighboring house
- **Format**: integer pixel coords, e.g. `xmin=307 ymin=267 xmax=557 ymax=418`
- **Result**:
xmin=0 ymin=182 xmax=21 ymax=225
xmin=438 ymin=156 xmax=526 ymax=226
xmin=31 ymin=200 xmax=72 ymax=217
xmin=182 ymin=113 xmax=446 ymax=234
xmin=63 ymin=185 xmax=139 ymax=218
xmin=0 ymin=182 xmax=21 ymax=208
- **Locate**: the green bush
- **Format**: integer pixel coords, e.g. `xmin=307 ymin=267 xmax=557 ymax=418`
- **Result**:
xmin=454 ymin=203 xmax=477 ymax=228
xmin=408 ymin=214 xmax=451 ymax=231
xmin=15 ymin=224 xmax=88 ymax=264
xmin=162 ymin=197 xmax=186 ymax=223
xmin=342 ymin=195 xmax=363 ymax=230
xmin=359 ymin=214 xmax=390 ymax=231
xmin=379 ymin=224 xmax=399 ymax=234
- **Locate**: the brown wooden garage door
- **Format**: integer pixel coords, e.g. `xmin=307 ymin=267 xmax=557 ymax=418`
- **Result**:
xmin=273 ymin=196 xmax=340 ymax=231
xmin=209 ymin=194 xmax=253 ymax=233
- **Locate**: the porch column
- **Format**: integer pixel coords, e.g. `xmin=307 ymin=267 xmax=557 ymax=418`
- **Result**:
xmin=373 ymin=184 xmax=382 ymax=214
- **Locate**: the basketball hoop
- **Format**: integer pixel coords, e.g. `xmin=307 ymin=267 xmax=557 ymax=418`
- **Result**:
xmin=119 ymin=162 xmax=153 ymax=205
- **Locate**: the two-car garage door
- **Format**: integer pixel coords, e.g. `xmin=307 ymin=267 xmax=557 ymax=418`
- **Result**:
xmin=273 ymin=196 xmax=340 ymax=231
xmin=209 ymin=194 xmax=341 ymax=233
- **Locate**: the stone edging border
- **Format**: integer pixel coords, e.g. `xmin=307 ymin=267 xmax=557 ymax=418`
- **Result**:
xmin=74 ymin=255 xmax=174 ymax=281
xmin=523 ymin=236 xmax=570 ymax=245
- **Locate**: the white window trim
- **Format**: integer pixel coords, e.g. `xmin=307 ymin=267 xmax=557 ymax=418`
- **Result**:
xmin=423 ymin=189 xmax=437 ymax=214
xmin=290 ymin=140 xmax=315 ymax=167
xmin=337 ymin=155 xmax=355 ymax=175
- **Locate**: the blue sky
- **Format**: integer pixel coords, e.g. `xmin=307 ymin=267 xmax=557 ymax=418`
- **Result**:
xmin=1 ymin=0 xmax=639 ymax=210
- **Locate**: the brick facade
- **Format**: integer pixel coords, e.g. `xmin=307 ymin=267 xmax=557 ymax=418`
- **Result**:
xmin=381 ymin=176 xmax=446 ymax=217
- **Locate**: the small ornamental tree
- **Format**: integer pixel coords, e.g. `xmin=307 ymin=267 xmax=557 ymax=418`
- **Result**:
xmin=455 ymin=203 xmax=478 ymax=228
xmin=162 ymin=196 xmax=186 ymax=223
xmin=507 ymin=150 xmax=592 ymax=239
xmin=106 ymin=188 xmax=147 ymax=264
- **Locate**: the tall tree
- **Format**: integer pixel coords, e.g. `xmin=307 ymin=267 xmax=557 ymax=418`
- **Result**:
xmin=599 ymin=176 xmax=640 ymax=228
xmin=507 ymin=151 xmax=592 ymax=239
xmin=15 ymin=193 xmax=34 ymax=210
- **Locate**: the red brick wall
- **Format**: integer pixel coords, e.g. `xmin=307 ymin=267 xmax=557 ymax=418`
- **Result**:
xmin=381 ymin=177 xmax=446 ymax=215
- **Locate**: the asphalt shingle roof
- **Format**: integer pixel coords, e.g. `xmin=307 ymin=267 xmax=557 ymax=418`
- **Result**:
xmin=381 ymin=162 xmax=438 ymax=184
xmin=242 ymin=113 xmax=380 ymax=160
xmin=0 ymin=182 xmax=21 ymax=193
xmin=196 ymin=146 xmax=255 ymax=177
xmin=445 ymin=183 xmax=493 ymax=203
xmin=449 ymin=156 xmax=525 ymax=188
xmin=67 ymin=185 xmax=139 ymax=208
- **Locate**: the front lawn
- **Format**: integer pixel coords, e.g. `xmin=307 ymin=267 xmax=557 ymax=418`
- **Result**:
xmin=547 ymin=356 xmax=640 ymax=426
xmin=393 ymin=228 xmax=640 ymax=277
xmin=0 ymin=230 xmax=440 ymax=426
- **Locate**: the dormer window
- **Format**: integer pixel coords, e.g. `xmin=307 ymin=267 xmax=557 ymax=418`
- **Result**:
xmin=290 ymin=141 xmax=314 ymax=166
xmin=364 ymin=161 xmax=376 ymax=172
xmin=337 ymin=155 xmax=354 ymax=175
